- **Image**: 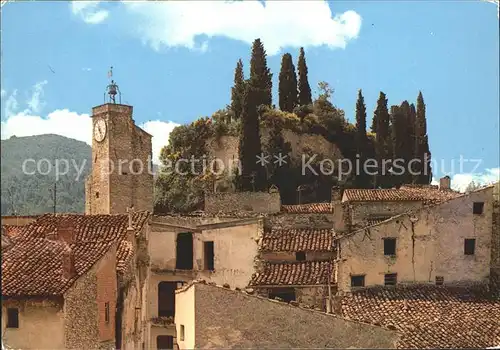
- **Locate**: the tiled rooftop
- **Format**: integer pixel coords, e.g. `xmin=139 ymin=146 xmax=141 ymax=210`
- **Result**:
xmin=281 ymin=203 xmax=332 ymax=214
xmin=342 ymin=186 xmax=461 ymax=204
xmin=250 ymin=261 xmax=335 ymax=286
xmin=341 ymin=285 xmax=500 ymax=349
xmin=261 ymin=228 xmax=334 ymax=252
xmin=1 ymin=212 xmax=150 ymax=297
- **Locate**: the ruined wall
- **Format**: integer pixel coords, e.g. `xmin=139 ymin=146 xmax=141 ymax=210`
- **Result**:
xmin=266 ymin=213 xmax=334 ymax=230
xmin=257 ymin=286 xmax=327 ymax=311
xmin=196 ymin=221 xmax=263 ymax=288
xmin=261 ymin=251 xmax=334 ymax=263
xmin=337 ymin=188 xmax=494 ymax=292
xmin=206 ymin=131 xmax=343 ymax=169
xmin=64 ymin=246 xmax=117 ymax=349
xmin=1 ymin=298 xmax=65 ymax=349
xmin=1 ymin=215 xmax=39 ymax=226
xmin=350 ymin=201 xmax=424 ymax=226
xmin=205 ymin=192 xmax=281 ymax=214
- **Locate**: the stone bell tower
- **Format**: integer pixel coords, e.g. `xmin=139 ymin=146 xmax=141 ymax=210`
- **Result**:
xmin=85 ymin=68 xmax=153 ymax=214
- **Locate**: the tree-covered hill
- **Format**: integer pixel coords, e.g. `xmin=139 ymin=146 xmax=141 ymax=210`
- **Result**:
xmin=1 ymin=134 xmax=91 ymax=215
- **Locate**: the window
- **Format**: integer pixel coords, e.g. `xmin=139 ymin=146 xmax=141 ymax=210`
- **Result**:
xmin=473 ymin=202 xmax=484 ymax=215
xmin=121 ymin=170 xmax=128 ymax=175
xmin=105 ymin=302 xmax=110 ymax=323
xmin=204 ymin=241 xmax=215 ymax=271
xmin=351 ymin=275 xmax=365 ymax=287
xmin=384 ymin=273 xmax=397 ymax=286
xmin=176 ymin=232 xmax=193 ymax=270
xmin=157 ymin=335 xmax=174 ymax=350
xmin=96 ymin=191 xmax=100 ymax=198
xmin=158 ymin=282 xmax=176 ymax=317
xmin=383 ymin=238 xmax=396 ymax=256
xmin=7 ymin=308 xmax=19 ymax=328
xmin=464 ymin=239 xmax=476 ymax=255
xmin=269 ymin=288 xmax=296 ymax=302
xmin=295 ymin=251 xmax=306 ymax=261
xmin=435 ymin=276 xmax=444 ymax=285
xmin=180 ymin=325 xmax=185 ymax=341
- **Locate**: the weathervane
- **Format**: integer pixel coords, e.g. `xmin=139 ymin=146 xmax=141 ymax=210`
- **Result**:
xmin=104 ymin=66 xmax=122 ymax=104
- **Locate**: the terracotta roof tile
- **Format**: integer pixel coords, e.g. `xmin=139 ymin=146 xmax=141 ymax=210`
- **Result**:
xmin=281 ymin=203 xmax=332 ymax=214
xmin=1 ymin=212 xmax=150 ymax=297
xmin=343 ymin=186 xmax=461 ymax=205
xmin=250 ymin=261 xmax=335 ymax=286
xmin=261 ymin=228 xmax=334 ymax=252
xmin=341 ymin=285 xmax=500 ymax=349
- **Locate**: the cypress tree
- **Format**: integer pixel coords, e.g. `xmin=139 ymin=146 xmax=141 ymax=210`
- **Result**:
xmin=278 ymin=53 xmax=298 ymax=112
xmin=374 ymin=92 xmax=390 ymax=188
xmin=370 ymin=114 xmax=378 ymax=133
xmin=249 ymin=38 xmax=273 ymax=108
xmin=297 ymin=47 xmax=312 ymax=106
xmin=414 ymin=91 xmax=432 ymax=184
xmin=398 ymin=100 xmax=414 ymax=184
xmin=230 ymin=59 xmax=245 ymax=120
xmin=355 ymin=89 xmax=370 ymax=187
xmin=390 ymin=105 xmax=407 ymax=187
xmin=238 ymin=84 xmax=266 ymax=192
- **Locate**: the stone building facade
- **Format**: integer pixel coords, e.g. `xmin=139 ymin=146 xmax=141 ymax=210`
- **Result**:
xmin=335 ymin=186 xmax=495 ymax=292
xmin=85 ymin=104 xmax=153 ymax=215
xmin=1 ymin=212 xmax=151 ymax=350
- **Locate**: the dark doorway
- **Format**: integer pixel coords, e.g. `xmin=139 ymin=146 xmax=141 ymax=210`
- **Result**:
xmin=269 ymin=288 xmax=296 ymax=302
xmin=204 ymin=241 xmax=215 ymax=271
xmin=176 ymin=232 xmax=193 ymax=270
xmin=158 ymin=282 xmax=176 ymax=317
xmin=157 ymin=335 xmax=174 ymax=350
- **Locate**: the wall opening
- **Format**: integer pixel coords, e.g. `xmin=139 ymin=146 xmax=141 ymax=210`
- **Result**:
xmin=157 ymin=335 xmax=174 ymax=350
xmin=473 ymin=202 xmax=484 ymax=215
xmin=180 ymin=325 xmax=185 ymax=341
xmin=295 ymin=251 xmax=306 ymax=261
xmin=383 ymin=238 xmax=396 ymax=256
xmin=435 ymin=276 xmax=444 ymax=285
xmin=384 ymin=273 xmax=397 ymax=286
xmin=115 ymin=287 xmax=125 ymax=350
xmin=351 ymin=275 xmax=365 ymax=287
xmin=96 ymin=191 xmax=100 ymax=198
xmin=269 ymin=287 xmax=296 ymax=302
xmin=203 ymin=241 xmax=215 ymax=271
xmin=7 ymin=308 xmax=19 ymax=328
xmin=105 ymin=301 xmax=110 ymax=323
xmin=464 ymin=238 xmax=476 ymax=255
xmin=176 ymin=232 xmax=193 ymax=270
xmin=158 ymin=281 xmax=177 ymax=317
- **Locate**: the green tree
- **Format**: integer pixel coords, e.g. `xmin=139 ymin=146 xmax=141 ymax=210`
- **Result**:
xmin=297 ymin=47 xmax=312 ymax=106
xmin=373 ymin=92 xmax=391 ymax=188
xmin=413 ymin=91 xmax=432 ymax=184
xmin=230 ymin=59 xmax=245 ymax=120
xmin=354 ymin=89 xmax=370 ymax=187
xmin=370 ymin=114 xmax=378 ymax=133
xmin=249 ymin=38 xmax=273 ymax=107
xmin=390 ymin=105 xmax=407 ymax=186
xmin=278 ymin=53 xmax=298 ymax=112
xmin=237 ymin=84 xmax=267 ymax=191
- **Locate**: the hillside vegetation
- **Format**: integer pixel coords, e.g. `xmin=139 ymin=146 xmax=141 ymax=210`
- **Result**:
xmin=1 ymin=134 xmax=91 ymax=215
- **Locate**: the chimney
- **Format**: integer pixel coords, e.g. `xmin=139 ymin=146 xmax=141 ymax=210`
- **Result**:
xmin=57 ymin=219 xmax=75 ymax=245
xmin=62 ymin=248 xmax=76 ymax=279
xmin=331 ymin=186 xmax=343 ymax=203
xmin=439 ymin=176 xmax=451 ymax=190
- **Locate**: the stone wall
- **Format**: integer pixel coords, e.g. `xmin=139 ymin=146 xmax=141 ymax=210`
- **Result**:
xmin=1 ymin=298 xmax=65 ymax=349
xmin=336 ymin=187 xmax=494 ymax=292
xmin=1 ymin=215 xmax=39 ymax=226
xmin=204 ymin=192 xmax=281 ymax=214
xmin=491 ymin=200 xmax=500 ymax=294
xmin=64 ymin=245 xmax=117 ymax=349
xmin=86 ymin=104 xmax=153 ymax=215
xmin=350 ymin=201 xmax=424 ymax=226
xmin=265 ymin=213 xmax=334 ymax=230
xmin=261 ymin=251 xmax=335 ymax=263
xmin=257 ymin=286 xmax=328 ymax=311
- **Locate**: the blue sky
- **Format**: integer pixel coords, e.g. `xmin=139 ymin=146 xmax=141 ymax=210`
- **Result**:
xmin=1 ymin=0 xmax=499 ymax=190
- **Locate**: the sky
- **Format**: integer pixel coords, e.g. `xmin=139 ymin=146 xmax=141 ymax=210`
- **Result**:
xmin=1 ymin=0 xmax=499 ymax=191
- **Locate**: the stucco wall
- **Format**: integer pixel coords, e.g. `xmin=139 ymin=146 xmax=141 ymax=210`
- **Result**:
xmin=1 ymin=298 xmax=65 ymax=349
xmin=1 ymin=215 xmax=39 ymax=226
xmin=337 ymin=188 xmax=494 ymax=291
xmin=205 ymin=192 xmax=281 ymax=214
xmin=195 ymin=222 xmax=262 ymax=288
xmin=175 ymin=285 xmax=195 ymax=350
xmin=149 ymin=226 xmax=178 ymax=271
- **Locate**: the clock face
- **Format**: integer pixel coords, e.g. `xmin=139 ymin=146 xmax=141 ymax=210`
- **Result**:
xmin=94 ymin=119 xmax=107 ymax=142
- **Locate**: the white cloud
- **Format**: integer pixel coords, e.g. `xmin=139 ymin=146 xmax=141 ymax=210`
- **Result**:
xmin=71 ymin=1 xmax=109 ymax=24
xmin=26 ymin=80 xmax=48 ymax=114
xmin=122 ymin=0 xmax=362 ymax=55
xmin=1 ymin=89 xmax=5 ymax=98
xmin=3 ymin=89 xmax=19 ymax=118
xmin=1 ymin=109 xmax=179 ymax=164
xmin=433 ymin=168 xmax=500 ymax=192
